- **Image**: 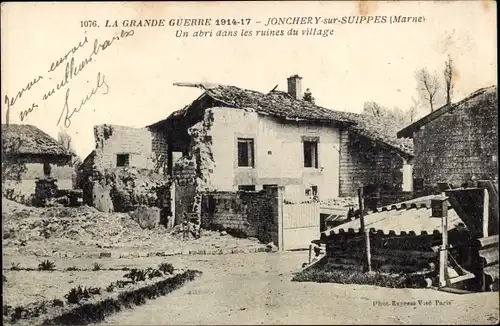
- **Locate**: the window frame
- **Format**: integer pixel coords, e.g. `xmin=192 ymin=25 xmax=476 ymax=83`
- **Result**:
xmin=302 ymin=136 xmax=319 ymax=169
xmin=237 ymin=137 xmax=255 ymax=168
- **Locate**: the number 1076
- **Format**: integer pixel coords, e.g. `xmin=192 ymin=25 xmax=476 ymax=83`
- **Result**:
xmin=81 ymin=20 xmax=98 ymax=28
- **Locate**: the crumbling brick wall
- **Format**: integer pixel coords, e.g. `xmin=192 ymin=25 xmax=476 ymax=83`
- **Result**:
xmin=413 ymin=89 xmax=498 ymax=187
xmin=201 ymin=187 xmax=280 ymax=244
xmin=170 ymin=109 xmax=216 ymax=224
xmin=81 ymin=124 xmax=169 ymax=209
xmin=93 ymin=124 xmax=168 ymax=172
xmin=339 ymin=130 xmax=405 ymax=196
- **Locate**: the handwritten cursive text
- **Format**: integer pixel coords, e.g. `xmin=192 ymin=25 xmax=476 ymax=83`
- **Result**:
xmin=48 ymin=34 xmax=89 ymax=73
xmin=57 ymin=72 xmax=109 ymax=128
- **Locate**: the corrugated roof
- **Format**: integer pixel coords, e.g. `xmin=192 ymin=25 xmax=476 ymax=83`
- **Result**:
xmin=1 ymin=124 xmax=70 ymax=156
xmin=325 ymin=195 xmax=465 ymax=236
xmin=158 ymin=83 xmax=414 ymax=157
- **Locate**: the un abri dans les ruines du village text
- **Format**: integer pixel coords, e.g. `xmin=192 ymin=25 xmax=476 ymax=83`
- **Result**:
xmin=84 ymin=15 xmax=426 ymax=38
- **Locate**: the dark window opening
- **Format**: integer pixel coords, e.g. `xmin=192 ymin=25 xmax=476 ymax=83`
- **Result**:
xmin=238 ymin=138 xmax=255 ymax=167
xmin=305 ymin=185 xmax=318 ymax=196
xmin=238 ymin=185 xmax=256 ymax=192
xmin=303 ymin=141 xmax=318 ymax=168
xmin=116 ymin=154 xmax=130 ymax=167
xmin=263 ymin=184 xmax=278 ymax=189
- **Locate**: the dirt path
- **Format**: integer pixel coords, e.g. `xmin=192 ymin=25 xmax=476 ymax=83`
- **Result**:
xmin=100 ymin=252 xmax=499 ymax=325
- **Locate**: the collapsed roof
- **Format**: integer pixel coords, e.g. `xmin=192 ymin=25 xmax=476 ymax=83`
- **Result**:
xmin=149 ymin=83 xmax=414 ymax=158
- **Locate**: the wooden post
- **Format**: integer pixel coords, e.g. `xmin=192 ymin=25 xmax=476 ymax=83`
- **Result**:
xmin=434 ymin=196 xmax=449 ymax=288
xmin=483 ymin=188 xmax=489 ymax=238
xmin=308 ymin=243 xmax=313 ymax=265
xmin=358 ymin=187 xmax=365 ymax=232
xmin=365 ymin=229 xmax=372 ymax=272
xmin=358 ymin=187 xmax=372 ymax=272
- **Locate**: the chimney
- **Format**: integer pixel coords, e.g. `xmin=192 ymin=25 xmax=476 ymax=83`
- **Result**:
xmin=287 ymin=74 xmax=303 ymax=100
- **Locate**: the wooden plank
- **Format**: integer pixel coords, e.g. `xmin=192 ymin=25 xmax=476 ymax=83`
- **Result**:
xmin=448 ymin=273 xmax=475 ymax=285
xmin=483 ymin=189 xmax=489 ymax=238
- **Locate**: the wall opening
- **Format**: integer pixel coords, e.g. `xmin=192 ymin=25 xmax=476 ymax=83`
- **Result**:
xmin=238 ymin=185 xmax=256 ymax=192
xmin=237 ymin=138 xmax=255 ymax=167
xmin=116 ymin=154 xmax=130 ymax=167
xmin=303 ymin=140 xmax=319 ymax=168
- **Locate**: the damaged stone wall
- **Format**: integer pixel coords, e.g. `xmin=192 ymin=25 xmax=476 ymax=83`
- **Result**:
xmin=171 ymin=109 xmax=216 ymax=224
xmin=339 ymin=130 xmax=405 ymax=197
xmin=93 ymin=124 xmax=167 ymax=171
xmin=200 ymin=187 xmax=280 ymax=244
xmin=413 ymin=90 xmax=498 ymax=187
xmin=82 ymin=124 xmax=170 ymax=214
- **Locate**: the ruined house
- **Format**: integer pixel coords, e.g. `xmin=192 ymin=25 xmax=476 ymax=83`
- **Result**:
xmin=147 ymin=75 xmax=414 ymax=202
xmin=397 ymin=86 xmax=498 ymax=189
xmin=80 ymin=124 xmax=168 ymax=175
xmin=1 ymin=124 xmax=73 ymax=198
xmin=78 ymin=124 xmax=170 ymax=210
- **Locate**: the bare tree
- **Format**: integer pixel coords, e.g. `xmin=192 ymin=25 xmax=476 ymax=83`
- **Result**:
xmin=57 ymin=129 xmax=74 ymax=153
xmin=362 ymin=101 xmax=385 ymax=118
xmin=57 ymin=129 xmax=81 ymax=166
xmin=408 ymin=96 xmax=421 ymax=122
xmin=443 ymin=55 xmax=454 ymax=105
xmin=363 ymin=101 xmax=413 ymax=129
xmin=415 ymin=68 xmax=441 ymax=112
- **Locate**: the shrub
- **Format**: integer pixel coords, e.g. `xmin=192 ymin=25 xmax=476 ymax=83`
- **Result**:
xmin=65 ymin=286 xmax=101 ymax=304
xmin=158 ymin=263 xmax=174 ymax=275
xmin=92 ymin=263 xmax=102 ymax=271
xmin=146 ymin=268 xmax=163 ymax=279
xmin=66 ymin=266 xmax=80 ymax=271
xmin=3 ymin=304 xmax=12 ymax=317
xmin=3 ymin=275 xmax=6 ymax=283
xmin=38 ymin=260 xmax=56 ymax=271
xmin=123 ymin=269 xmax=147 ymax=283
xmin=10 ymin=262 xmax=21 ymax=270
xmin=115 ymin=280 xmax=133 ymax=288
xmin=106 ymin=282 xmax=116 ymax=292
xmin=52 ymin=299 xmax=64 ymax=307
xmin=11 ymin=306 xmax=24 ymax=322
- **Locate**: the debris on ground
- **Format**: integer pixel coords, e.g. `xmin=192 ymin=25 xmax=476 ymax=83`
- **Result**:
xmin=2 ymin=197 xmax=264 ymax=255
xmin=129 ymin=206 xmax=161 ymax=230
xmin=265 ymin=242 xmax=278 ymax=253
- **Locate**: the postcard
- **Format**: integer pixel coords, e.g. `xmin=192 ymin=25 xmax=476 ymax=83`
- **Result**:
xmin=1 ymin=1 xmax=498 ymax=325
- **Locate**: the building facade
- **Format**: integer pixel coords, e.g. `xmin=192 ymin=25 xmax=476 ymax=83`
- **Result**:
xmin=397 ymin=86 xmax=498 ymax=188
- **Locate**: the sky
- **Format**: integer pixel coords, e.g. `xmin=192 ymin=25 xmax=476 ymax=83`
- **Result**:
xmin=1 ymin=1 xmax=497 ymax=159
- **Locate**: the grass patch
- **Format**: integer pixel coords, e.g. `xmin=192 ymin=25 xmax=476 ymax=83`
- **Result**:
xmin=65 ymin=266 xmax=80 ymax=271
xmin=10 ymin=263 xmax=22 ymax=271
xmin=292 ymin=264 xmax=412 ymax=288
